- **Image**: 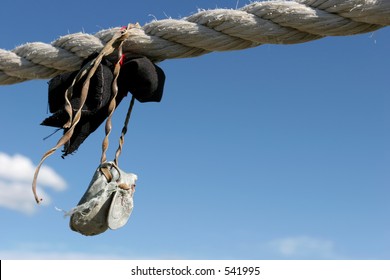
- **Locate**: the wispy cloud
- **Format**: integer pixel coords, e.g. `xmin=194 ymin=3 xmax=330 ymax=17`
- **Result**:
xmin=266 ymin=236 xmax=342 ymax=259
xmin=0 ymin=152 xmax=67 ymax=215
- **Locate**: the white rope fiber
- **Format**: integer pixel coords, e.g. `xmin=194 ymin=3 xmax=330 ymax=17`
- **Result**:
xmin=0 ymin=0 xmax=389 ymax=85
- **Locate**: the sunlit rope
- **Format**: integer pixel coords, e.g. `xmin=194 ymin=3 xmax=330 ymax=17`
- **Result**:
xmin=0 ymin=0 xmax=389 ymax=85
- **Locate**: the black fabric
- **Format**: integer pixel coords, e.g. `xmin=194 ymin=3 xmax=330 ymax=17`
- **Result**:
xmin=41 ymin=55 xmax=166 ymax=157
xmin=46 ymin=71 xmax=77 ymax=113
xmin=118 ymin=57 xmax=165 ymax=103
xmin=42 ymin=56 xmax=117 ymax=156
xmin=47 ymin=55 xmax=114 ymax=115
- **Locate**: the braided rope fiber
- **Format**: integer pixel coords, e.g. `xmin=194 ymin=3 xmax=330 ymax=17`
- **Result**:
xmin=0 ymin=0 xmax=389 ymax=85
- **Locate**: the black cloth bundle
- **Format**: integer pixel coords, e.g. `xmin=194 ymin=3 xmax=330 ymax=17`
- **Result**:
xmin=41 ymin=55 xmax=165 ymax=156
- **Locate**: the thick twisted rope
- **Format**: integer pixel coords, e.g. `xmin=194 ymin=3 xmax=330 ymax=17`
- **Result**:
xmin=0 ymin=0 xmax=389 ymax=85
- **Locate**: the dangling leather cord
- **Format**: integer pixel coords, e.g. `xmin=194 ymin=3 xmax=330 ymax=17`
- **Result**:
xmin=114 ymin=95 xmax=136 ymax=166
xmin=32 ymin=25 xmax=134 ymax=204
xmin=100 ymin=28 xmax=128 ymax=164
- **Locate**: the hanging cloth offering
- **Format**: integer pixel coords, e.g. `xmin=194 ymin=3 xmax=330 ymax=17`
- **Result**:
xmin=32 ymin=24 xmax=166 ymax=236
xmin=41 ymin=47 xmax=165 ymax=156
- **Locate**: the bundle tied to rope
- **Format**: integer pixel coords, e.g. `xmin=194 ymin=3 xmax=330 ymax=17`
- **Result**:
xmin=30 ymin=22 xmax=166 ymax=235
xmin=31 ymin=25 xmax=134 ymax=204
xmin=0 ymin=0 xmax=389 ymax=85
xmin=32 ymin=22 xmax=166 ymax=203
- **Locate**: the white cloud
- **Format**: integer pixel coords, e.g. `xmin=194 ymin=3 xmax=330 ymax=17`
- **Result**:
xmin=267 ymin=236 xmax=341 ymax=259
xmin=0 ymin=152 xmax=67 ymax=215
xmin=0 ymin=152 xmax=66 ymax=189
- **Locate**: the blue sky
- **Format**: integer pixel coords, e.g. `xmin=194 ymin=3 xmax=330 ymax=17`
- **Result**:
xmin=0 ymin=0 xmax=389 ymax=259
